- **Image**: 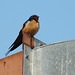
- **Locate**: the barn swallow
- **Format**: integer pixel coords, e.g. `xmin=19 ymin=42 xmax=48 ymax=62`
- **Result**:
xmin=5 ymin=15 xmax=39 ymax=56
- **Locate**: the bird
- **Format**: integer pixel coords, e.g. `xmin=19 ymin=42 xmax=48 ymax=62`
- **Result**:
xmin=5 ymin=15 xmax=39 ymax=56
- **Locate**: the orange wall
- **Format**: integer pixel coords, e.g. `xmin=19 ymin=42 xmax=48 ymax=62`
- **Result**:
xmin=0 ymin=51 xmax=23 ymax=75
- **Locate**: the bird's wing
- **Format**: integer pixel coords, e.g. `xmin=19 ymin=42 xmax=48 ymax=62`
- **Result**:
xmin=5 ymin=21 xmax=28 ymax=56
xmin=8 ymin=21 xmax=27 ymax=49
xmin=5 ymin=30 xmax=23 ymax=56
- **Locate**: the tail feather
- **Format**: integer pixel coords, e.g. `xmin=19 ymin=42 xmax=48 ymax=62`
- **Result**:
xmin=8 ymin=44 xmax=14 ymax=49
xmin=5 ymin=50 xmax=11 ymax=56
xmin=5 ymin=41 xmax=22 ymax=56
xmin=5 ymin=31 xmax=22 ymax=56
xmin=8 ymin=32 xmax=22 ymax=49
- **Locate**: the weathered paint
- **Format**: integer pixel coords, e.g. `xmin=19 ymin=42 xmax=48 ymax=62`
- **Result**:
xmin=23 ymin=40 xmax=75 ymax=75
xmin=0 ymin=51 xmax=23 ymax=75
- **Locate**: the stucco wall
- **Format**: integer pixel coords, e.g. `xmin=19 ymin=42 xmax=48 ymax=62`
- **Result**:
xmin=0 ymin=51 xmax=23 ymax=75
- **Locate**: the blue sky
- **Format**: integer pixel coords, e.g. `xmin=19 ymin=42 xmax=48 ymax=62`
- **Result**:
xmin=0 ymin=0 xmax=75 ymax=59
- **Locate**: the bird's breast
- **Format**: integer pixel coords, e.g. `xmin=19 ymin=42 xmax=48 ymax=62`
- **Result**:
xmin=22 ymin=20 xmax=39 ymax=36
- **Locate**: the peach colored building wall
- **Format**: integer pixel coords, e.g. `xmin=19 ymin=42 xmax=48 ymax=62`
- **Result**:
xmin=0 ymin=51 xmax=23 ymax=75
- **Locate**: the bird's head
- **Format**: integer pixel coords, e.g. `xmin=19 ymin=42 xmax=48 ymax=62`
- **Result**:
xmin=29 ymin=15 xmax=39 ymax=22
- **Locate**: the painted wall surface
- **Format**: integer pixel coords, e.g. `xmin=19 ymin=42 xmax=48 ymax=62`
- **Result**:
xmin=0 ymin=51 xmax=23 ymax=75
